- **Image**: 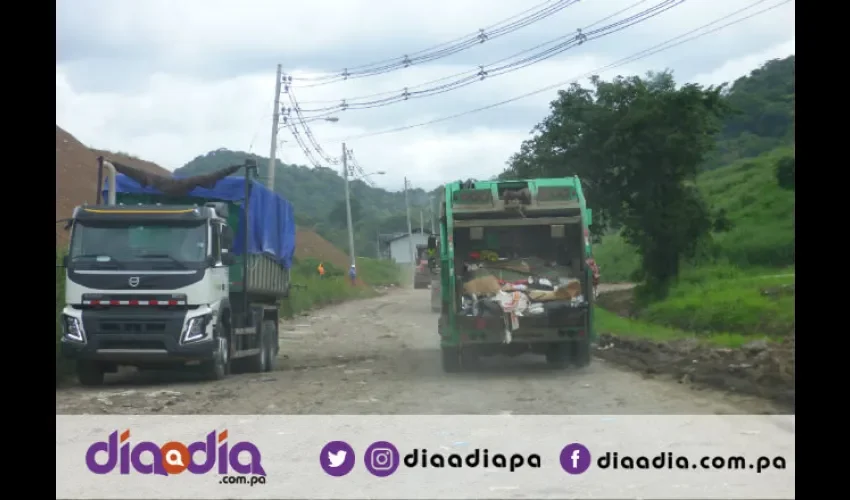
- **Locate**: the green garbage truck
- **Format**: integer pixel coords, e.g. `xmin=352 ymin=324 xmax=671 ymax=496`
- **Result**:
xmin=59 ymin=158 xmax=295 ymax=385
xmin=432 ymin=177 xmax=597 ymax=372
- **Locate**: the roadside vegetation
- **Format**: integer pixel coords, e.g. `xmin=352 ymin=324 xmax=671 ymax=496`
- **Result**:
xmin=501 ymin=54 xmax=794 ymax=404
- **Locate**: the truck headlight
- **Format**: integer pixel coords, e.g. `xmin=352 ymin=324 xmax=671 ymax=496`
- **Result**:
xmin=181 ymin=314 xmax=211 ymax=344
xmin=62 ymin=314 xmax=86 ymax=343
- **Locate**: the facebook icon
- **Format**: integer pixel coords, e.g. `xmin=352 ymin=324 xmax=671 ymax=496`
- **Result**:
xmin=559 ymin=443 xmax=591 ymax=474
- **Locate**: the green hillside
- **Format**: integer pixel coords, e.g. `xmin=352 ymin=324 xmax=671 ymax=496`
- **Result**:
xmin=595 ymin=145 xmax=795 ymax=282
xmin=175 ymin=149 xmax=434 ymax=257
xmin=702 ymin=55 xmax=794 ymax=171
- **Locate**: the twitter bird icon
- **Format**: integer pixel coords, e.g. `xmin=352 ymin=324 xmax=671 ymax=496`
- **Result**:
xmin=320 ymin=441 xmax=356 ymax=477
xmin=328 ymin=450 xmax=347 ymax=468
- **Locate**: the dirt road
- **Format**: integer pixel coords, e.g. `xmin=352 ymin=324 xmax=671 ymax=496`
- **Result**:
xmin=55 ymin=288 xmax=785 ymax=415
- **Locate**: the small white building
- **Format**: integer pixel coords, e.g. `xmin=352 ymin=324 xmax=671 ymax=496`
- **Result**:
xmin=387 ymin=231 xmax=430 ymax=265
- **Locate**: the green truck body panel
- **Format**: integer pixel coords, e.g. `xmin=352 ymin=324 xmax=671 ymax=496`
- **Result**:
xmin=114 ymin=192 xmax=290 ymax=297
xmin=438 ymin=177 xmax=595 ymax=348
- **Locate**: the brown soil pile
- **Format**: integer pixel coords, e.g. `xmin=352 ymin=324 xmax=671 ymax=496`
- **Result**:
xmin=57 ymin=125 xmax=350 ymax=269
xmin=56 ymin=126 xmax=171 ymax=246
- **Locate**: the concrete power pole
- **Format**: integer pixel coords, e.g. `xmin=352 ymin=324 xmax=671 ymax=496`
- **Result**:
xmin=430 ymin=195 xmax=436 ymax=234
xmin=342 ymin=143 xmax=356 ymax=268
xmin=267 ymin=64 xmax=283 ymax=190
xmin=403 ymin=178 xmax=415 ymax=285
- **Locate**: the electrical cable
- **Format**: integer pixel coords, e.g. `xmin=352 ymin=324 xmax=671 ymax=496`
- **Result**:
xmin=282 ymin=86 xmax=340 ymax=166
xmin=297 ymin=0 xmax=652 ymax=105
xmin=337 ymin=0 xmax=789 ymax=142
xmin=293 ymin=0 xmax=683 ymax=114
xmin=290 ymin=0 xmax=582 ymax=85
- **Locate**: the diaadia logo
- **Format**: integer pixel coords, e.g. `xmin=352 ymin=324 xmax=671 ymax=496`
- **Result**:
xmin=85 ymin=429 xmax=266 ymax=477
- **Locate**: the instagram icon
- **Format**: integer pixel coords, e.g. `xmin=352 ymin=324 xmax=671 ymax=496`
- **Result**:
xmin=364 ymin=441 xmax=400 ymax=477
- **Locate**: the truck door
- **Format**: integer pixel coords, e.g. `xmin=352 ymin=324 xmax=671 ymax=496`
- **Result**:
xmin=210 ymin=221 xmax=229 ymax=298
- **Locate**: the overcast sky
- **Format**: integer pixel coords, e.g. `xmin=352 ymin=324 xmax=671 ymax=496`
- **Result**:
xmin=56 ymin=0 xmax=795 ymax=192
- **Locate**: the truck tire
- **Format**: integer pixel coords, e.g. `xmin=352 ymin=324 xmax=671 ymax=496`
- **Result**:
xmin=263 ymin=320 xmax=278 ymax=372
xmin=572 ymin=337 xmax=592 ymax=368
xmin=441 ymin=347 xmax=462 ymax=373
xmin=76 ymin=361 xmax=105 ymax=387
xmin=545 ymin=343 xmax=570 ymax=369
xmin=246 ymin=321 xmax=275 ymax=373
xmin=202 ymin=337 xmax=230 ymax=381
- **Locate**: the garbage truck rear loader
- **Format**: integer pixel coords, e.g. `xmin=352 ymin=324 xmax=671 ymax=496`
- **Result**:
xmin=433 ymin=178 xmax=597 ymax=372
xmin=59 ymin=159 xmax=296 ymax=385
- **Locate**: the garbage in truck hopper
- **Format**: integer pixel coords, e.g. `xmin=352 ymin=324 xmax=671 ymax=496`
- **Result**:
xmin=458 ymin=252 xmax=598 ymax=345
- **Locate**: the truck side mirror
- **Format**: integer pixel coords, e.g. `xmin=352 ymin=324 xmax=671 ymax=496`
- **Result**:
xmin=221 ymin=226 xmax=234 ymax=250
xmin=586 ymin=208 xmax=593 ymax=226
xmin=427 ymin=235 xmax=436 ymax=251
xmin=221 ymin=251 xmax=235 ymax=266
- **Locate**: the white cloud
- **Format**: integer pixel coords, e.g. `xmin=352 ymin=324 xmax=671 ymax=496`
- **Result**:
xmin=56 ymin=0 xmax=795 ymax=192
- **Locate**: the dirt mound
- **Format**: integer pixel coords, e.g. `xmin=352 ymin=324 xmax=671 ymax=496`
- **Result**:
xmin=594 ymin=333 xmax=795 ymax=409
xmin=57 ymin=126 xmax=352 ymax=271
xmin=295 ymin=228 xmax=349 ymax=270
xmin=56 ymin=126 xmax=171 ymax=246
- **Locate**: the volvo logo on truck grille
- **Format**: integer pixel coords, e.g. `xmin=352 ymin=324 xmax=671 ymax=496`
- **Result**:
xmin=128 ymin=276 xmax=140 ymax=287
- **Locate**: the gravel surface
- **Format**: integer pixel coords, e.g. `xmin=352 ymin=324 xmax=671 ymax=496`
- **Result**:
xmin=55 ymin=288 xmax=785 ymax=415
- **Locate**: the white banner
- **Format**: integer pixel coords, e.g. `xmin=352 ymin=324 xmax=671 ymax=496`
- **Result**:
xmin=56 ymin=415 xmax=794 ymax=499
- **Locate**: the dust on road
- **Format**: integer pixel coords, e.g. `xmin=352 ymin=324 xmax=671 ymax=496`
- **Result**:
xmin=55 ymin=288 xmax=784 ymax=415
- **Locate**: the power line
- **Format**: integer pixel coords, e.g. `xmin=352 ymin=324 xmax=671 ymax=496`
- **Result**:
xmin=297 ymin=0 xmax=652 ymax=105
xmin=282 ymin=86 xmax=340 ymax=165
xmin=293 ymin=0 xmax=683 ymax=114
xmin=338 ymin=0 xmax=788 ymax=142
xmin=290 ymin=0 xmax=582 ymax=86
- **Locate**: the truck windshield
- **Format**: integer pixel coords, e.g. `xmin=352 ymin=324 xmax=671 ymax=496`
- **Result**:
xmin=69 ymin=221 xmax=207 ymax=269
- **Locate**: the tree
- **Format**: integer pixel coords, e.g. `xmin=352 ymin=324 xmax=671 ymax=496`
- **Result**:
xmin=503 ymin=71 xmax=729 ymax=296
xmin=328 ymin=197 xmax=363 ymax=229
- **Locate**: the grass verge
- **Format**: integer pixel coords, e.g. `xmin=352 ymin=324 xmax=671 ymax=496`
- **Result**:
xmin=595 ymin=308 xmax=763 ymax=348
xmin=640 ymin=264 xmax=794 ymax=335
xmin=280 ymin=257 xmax=401 ymax=319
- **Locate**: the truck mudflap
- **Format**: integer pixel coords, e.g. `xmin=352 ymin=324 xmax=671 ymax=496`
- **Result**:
xmin=59 ymin=306 xmax=218 ymax=363
xmin=451 ymin=302 xmax=589 ymax=345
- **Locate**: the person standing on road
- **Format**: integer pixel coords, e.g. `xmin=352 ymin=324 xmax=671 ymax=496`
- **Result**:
xmin=317 ymin=262 xmax=325 ymax=279
xmin=348 ymin=264 xmax=357 ymax=286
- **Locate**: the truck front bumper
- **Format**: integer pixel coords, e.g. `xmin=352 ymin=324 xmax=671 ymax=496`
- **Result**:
xmin=59 ymin=306 xmax=218 ymax=364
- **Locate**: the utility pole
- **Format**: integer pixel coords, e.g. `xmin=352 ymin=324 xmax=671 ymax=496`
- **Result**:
xmin=342 ymin=143 xmax=357 ymax=268
xmin=430 ymin=195 xmax=436 ymax=234
xmin=403 ymin=177 xmax=415 ymax=285
xmin=267 ymin=64 xmax=283 ymax=190
xmin=420 ymin=209 xmax=424 ymax=235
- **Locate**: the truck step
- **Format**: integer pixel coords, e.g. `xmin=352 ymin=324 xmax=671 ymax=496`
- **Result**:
xmin=232 ymin=348 xmax=261 ymax=359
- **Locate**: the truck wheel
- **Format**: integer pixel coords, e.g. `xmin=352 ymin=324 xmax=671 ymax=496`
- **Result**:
xmin=202 ymin=337 xmax=230 ymax=381
xmin=441 ymin=347 xmax=462 ymax=373
xmin=572 ymin=338 xmax=592 ymax=368
xmin=246 ymin=321 xmax=275 ymax=373
xmin=76 ymin=361 xmax=105 ymax=387
xmin=262 ymin=320 xmax=278 ymax=372
xmin=545 ymin=343 xmax=570 ymax=368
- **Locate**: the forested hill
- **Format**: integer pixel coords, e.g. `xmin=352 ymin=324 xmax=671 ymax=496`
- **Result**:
xmin=702 ymin=55 xmax=794 ymax=170
xmin=174 ymin=149 xmax=434 ymax=257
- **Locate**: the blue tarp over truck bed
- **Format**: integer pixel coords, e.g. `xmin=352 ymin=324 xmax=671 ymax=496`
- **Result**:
xmin=106 ymin=174 xmax=296 ymax=269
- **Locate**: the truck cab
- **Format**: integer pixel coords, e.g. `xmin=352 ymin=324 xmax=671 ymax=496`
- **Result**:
xmin=435 ymin=177 xmax=596 ymax=372
xmin=59 ymin=159 xmax=292 ymax=385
